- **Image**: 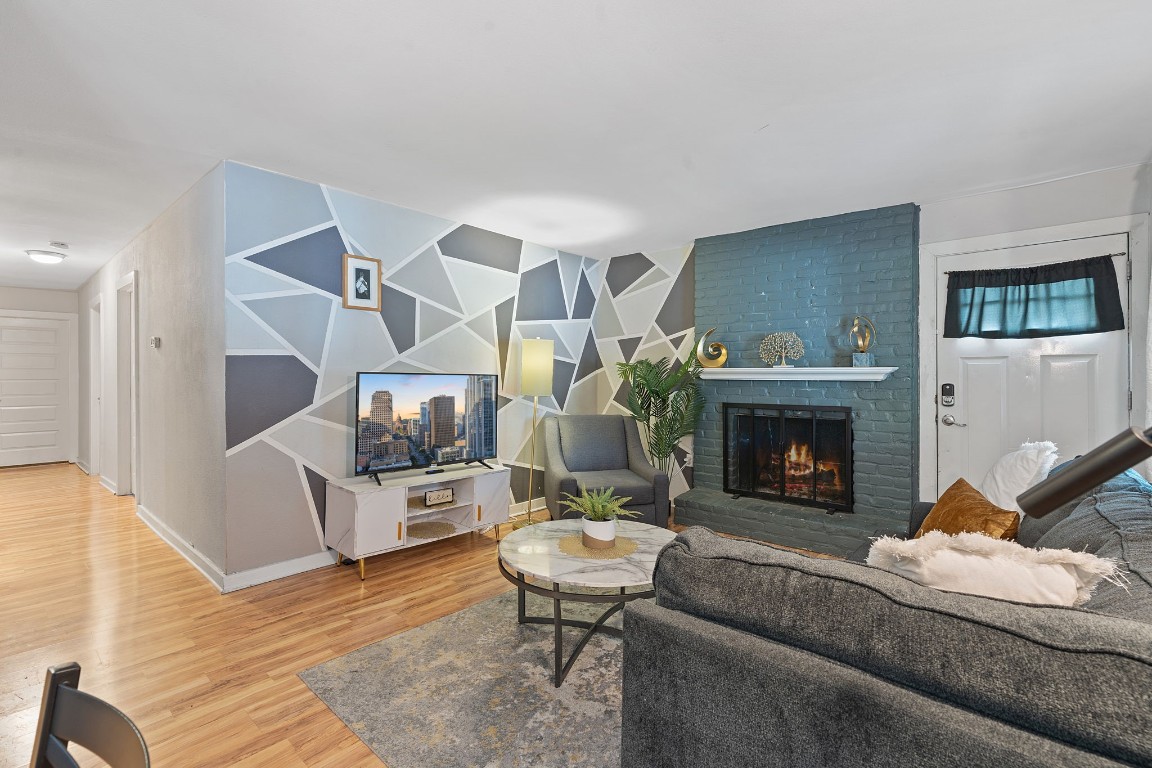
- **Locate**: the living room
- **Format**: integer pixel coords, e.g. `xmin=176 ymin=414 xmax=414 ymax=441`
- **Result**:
xmin=3 ymin=3 xmax=1152 ymax=766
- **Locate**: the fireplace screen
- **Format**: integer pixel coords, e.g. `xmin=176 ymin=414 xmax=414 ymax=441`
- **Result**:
xmin=723 ymin=404 xmax=852 ymax=513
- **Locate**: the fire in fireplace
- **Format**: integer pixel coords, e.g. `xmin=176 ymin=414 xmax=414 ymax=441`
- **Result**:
xmin=723 ymin=404 xmax=853 ymax=513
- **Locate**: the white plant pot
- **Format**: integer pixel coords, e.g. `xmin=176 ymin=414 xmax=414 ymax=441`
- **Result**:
xmin=582 ymin=516 xmax=616 ymax=549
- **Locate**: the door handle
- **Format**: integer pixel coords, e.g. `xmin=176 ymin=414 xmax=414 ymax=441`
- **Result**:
xmin=941 ymin=414 xmax=967 ymax=427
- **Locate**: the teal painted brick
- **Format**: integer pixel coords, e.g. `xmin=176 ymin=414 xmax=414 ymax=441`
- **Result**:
xmin=686 ymin=204 xmax=920 ymax=548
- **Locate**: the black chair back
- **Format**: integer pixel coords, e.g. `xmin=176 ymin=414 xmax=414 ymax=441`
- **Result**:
xmin=30 ymin=662 xmax=150 ymax=768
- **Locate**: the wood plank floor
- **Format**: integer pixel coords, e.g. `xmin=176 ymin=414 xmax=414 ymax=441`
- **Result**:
xmin=0 ymin=462 xmax=517 ymax=767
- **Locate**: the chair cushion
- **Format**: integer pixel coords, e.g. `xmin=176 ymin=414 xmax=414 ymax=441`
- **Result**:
xmin=569 ymin=469 xmax=655 ymax=505
xmin=558 ymin=416 xmax=628 ymax=472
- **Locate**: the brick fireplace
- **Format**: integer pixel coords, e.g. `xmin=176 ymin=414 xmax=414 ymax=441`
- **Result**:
xmin=673 ymin=204 xmax=920 ymax=557
xmin=724 ymin=403 xmax=853 ymax=512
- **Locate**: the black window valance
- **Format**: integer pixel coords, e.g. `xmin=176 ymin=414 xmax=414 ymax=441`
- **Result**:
xmin=943 ymin=254 xmax=1125 ymax=339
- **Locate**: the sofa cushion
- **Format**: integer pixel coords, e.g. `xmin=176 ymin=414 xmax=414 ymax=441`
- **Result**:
xmin=1032 ymin=490 xmax=1152 ymax=622
xmin=567 ymin=469 xmax=654 ymax=505
xmin=557 ymin=415 xmax=628 ymax=471
xmin=654 ymin=527 xmax=1152 ymax=765
xmin=915 ymin=478 xmax=1019 ymax=540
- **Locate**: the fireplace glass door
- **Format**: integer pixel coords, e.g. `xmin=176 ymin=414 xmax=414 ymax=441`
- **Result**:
xmin=724 ymin=404 xmax=852 ymax=512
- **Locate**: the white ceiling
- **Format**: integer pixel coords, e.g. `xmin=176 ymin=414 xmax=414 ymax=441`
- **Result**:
xmin=3 ymin=1 xmax=1152 ymax=291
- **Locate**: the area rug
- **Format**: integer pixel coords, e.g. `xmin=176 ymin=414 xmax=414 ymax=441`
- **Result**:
xmin=299 ymin=589 xmax=629 ymax=768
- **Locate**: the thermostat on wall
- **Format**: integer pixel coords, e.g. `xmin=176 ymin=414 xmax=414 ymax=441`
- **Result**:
xmin=425 ymin=488 xmax=454 ymax=506
xmin=149 ymin=336 xmax=161 ymax=349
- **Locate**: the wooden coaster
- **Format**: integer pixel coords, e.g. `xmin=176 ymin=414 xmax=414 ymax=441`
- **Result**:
xmin=407 ymin=521 xmax=457 ymax=540
xmin=557 ymin=534 xmax=638 ymax=559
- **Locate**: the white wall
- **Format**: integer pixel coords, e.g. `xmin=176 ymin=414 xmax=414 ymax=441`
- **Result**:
xmin=78 ymin=165 xmax=228 ymax=577
xmin=918 ymin=164 xmax=1152 ymax=498
xmin=920 ymin=164 xmax=1151 ymax=243
xmin=0 ymin=286 xmax=78 ymax=314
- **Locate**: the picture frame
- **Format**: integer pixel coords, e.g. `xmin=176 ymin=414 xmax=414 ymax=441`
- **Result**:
xmin=342 ymin=253 xmax=382 ymax=312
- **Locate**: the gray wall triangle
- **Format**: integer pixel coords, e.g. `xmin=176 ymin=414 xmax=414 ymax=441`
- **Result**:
xmin=419 ymin=301 xmax=461 ymax=342
xmin=226 ymin=302 xmax=284 ymax=351
xmin=320 ymin=310 xmax=395 ymax=397
xmin=380 ymin=284 xmax=417 ymax=353
xmin=225 ymin=162 xmax=333 ymax=256
xmin=559 ymin=252 xmax=582 ymax=314
xmin=389 ymin=246 xmax=463 ymax=314
xmin=246 ymin=293 xmax=334 ymax=366
xmin=515 ymin=261 xmax=568 ymax=322
xmin=552 ymin=359 xmax=577 ymax=410
xmin=438 ymin=225 xmax=523 ymax=273
xmin=592 ymin=288 xmax=624 ymax=338
xmin=465 ymin=311 xmax=496 ymax=347
xmin=574 ymin=329 xmax=603 ymax=383
xmin=326 ymin=187 xmax=454 ymax=271
xmin=656 ymin=250 xmax=696 ymax=336
xmin=225 ymin=441 xmax=322 ymax=571
xmin=226 ymin=262 xmax=308 ymax=295
xmin=495 ymin=297 xmax=515 ymax=378
xmin=308 ymin=387 xmax=355 ymax=427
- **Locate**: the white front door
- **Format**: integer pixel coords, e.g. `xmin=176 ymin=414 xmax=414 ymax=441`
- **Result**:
xmin=0 ymin=316 xmax=71 ymax=467
xmin=936 ymin=235 xmax=1130 ymax=493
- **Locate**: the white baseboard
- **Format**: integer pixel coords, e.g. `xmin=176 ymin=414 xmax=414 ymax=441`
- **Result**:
xmin=510 ymin=496 xmax=548 ymax=518
xmin=221 ymin=550 xmax=338 ymax=593
xmin=136 ymin=503 xmax=226 ymax=591
xmin=99 ymin=476 xmax=118 ymax=495
xmin=76 ymin=459 xmax=91 ymax=475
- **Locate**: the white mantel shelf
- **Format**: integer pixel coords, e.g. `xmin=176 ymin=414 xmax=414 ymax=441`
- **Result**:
xmin=700 ymin=366 xmax=898 ymax=382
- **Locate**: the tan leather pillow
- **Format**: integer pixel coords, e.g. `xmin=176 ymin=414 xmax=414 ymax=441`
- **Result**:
xmin=915 ymin=478 xmax=1019 ymax=540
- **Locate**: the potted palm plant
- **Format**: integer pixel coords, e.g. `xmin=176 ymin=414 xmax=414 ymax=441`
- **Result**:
xmin=615 ymin=356 xmax=704 ymax=475
xmin=561 ymin=485 xmax=637 ymax=549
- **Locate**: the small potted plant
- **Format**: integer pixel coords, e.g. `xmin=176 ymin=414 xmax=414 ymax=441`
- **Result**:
xmin=561 ymin=485 xmax=638 ymax=549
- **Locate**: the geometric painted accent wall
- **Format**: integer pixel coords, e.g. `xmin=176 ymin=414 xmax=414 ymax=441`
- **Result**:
xmin=221 ymin=162 xmax=695 ymax=574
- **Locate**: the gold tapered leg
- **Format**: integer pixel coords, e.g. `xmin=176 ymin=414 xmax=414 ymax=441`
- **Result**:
xmin=336 ymin=551 xmax=343 ymax=567
xmin=358 ymin=558 xmax=366 ymax=581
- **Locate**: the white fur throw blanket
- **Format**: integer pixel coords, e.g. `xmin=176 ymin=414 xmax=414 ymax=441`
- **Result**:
xmin=867 ymin=530 xmax=1121 ymax=606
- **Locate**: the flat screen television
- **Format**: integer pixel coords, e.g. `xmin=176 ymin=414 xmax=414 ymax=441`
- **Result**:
xmin=354 ymin=371 xmax=499 ymax=477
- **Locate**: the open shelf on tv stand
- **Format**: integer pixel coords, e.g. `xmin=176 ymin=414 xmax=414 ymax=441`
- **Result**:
xmin=325 ymin=464 xmax=510 ymax=580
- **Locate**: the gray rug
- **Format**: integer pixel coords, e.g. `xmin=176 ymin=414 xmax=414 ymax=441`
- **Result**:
xmin=299 ymin=589 xmax=630 ymax=768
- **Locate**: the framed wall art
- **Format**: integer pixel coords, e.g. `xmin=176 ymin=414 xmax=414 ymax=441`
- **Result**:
xmin=342 ymin=253 xmax=382 ymax=311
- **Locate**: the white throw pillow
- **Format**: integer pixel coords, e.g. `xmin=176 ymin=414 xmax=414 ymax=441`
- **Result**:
xmin=981 ymin=440 xmax=1059 ymax=513
xmin=866 ymin=531 xmax=1119 ymax=606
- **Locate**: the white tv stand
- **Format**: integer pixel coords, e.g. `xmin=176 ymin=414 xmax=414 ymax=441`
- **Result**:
xmin=325 ymin=464 xmax=511 ymax=580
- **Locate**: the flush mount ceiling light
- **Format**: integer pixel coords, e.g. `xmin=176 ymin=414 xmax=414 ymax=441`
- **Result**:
xmin=26 ymin=250 xmax=67 ymax=264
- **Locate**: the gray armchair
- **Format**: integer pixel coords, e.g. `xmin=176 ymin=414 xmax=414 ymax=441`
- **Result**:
xmin=542 ymin=415 xmax=670 ymax=527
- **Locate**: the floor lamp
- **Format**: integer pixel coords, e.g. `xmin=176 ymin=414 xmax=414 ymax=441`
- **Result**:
xmin=520 ymin=338 xmax=554 ymax=525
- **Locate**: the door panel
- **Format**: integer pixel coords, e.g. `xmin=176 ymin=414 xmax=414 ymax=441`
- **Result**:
xmin=937 ymin=235 xmax=1129 ymax=494
xmin=0 ymin=317 xmax=69 ymax=467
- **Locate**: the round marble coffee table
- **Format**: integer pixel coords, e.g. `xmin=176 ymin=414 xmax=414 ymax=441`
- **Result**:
xmin=497 ymin=518 xmax=677 ymax=687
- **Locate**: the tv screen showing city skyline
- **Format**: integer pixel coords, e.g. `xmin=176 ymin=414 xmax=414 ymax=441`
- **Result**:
xmin=354 ymin=372 xmax=498 ymax=475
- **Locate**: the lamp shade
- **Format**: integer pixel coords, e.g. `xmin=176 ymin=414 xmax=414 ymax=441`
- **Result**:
xmin=520 ymin=338 xmax=554 ymax=397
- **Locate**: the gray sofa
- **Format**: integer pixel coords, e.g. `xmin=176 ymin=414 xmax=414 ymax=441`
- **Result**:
xmin=542 ymin=415 xmax=669 ymax=527
xmin=622 ymin=468 xmax=1152 ymax=767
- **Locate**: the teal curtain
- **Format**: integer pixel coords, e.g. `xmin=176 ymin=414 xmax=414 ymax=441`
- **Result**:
xmin=944 ymin=255 xmax=1125 ymax=339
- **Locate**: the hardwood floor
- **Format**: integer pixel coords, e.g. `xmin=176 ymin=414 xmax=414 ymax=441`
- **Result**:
xmin=0 ymin=462 xmax=516 ymax=767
